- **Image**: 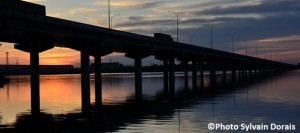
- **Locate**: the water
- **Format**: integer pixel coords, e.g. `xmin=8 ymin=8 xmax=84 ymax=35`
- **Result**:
xmin=0 ymin=71 xmax=300 ymax=132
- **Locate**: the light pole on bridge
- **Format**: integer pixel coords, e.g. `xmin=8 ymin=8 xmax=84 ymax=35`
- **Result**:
xmin=168 ymin=11 xmax=180 ymax=43
xmin=206 ymin=25 xmax=213 ymax=49
xmin=227 ymin=34 xmax=235 ymax=53
xmin=159 ymin=27 xmax=167 ymax=33
xmin=189 ymin=35 xmax=197 ymax=45
xmin=110 ymin=14 xmax=120 ymax=29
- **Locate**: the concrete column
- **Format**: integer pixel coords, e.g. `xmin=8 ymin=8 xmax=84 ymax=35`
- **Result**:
xmin=192 ymin=60 xmax=197 ymax=89
xmin=210 ymin=64 xmax=216 ymax=87
xmin=249 ymin=69 xmax=252 ymax=77
xmin=222 ymin=70 xmax=227 ymax=85
xmin=169 ymin=58 xmax=175 ymax=94
xmin=81 ymin=51 xmax=90 ymax=112
xmin=232 ymin=67 xmax=236 ymax=83
xmin=94 ymin=56 xmax=102 ymax=109
xmin=30 ymin=51 xmax=40 ymax=116
xmin=199 ymin=63 xmax=204 ymax=87
xmin=238 ymin=69 xmax=242 ymax=81
xmin=163 ymin=60 xmax=169 ymax=94
xmin=135 ymin=57 xmax=143 ymax=99
xmin=183 ymin=60 xmax=189 ymax=89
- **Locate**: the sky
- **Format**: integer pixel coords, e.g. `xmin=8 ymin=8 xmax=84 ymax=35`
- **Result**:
xmin=0 ymin=0 xmax=300 ymax=67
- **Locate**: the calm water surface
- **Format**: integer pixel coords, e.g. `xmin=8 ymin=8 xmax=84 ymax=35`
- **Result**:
xmin=0 ymin=71 xmax=300 ymax=133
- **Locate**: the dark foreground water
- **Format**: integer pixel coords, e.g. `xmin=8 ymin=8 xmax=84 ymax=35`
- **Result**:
xmin=0 ymin=70 xmax=300 ymax=133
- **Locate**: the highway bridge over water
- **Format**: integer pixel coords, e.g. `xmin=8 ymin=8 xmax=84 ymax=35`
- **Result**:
xmin=0 ymin=0 xmax=296 ymax=115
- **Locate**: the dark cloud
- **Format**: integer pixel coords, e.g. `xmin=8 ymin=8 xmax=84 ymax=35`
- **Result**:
xmin=195 ymin=0 xmax=300 ymax=15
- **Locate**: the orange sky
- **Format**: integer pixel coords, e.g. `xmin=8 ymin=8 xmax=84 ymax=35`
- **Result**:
xmin=1 ymin=0 xmax=300 ymax=66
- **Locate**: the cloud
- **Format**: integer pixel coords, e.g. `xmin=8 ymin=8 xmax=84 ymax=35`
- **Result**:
xmin=194 ymin=0 xmax=300 ymax=16
xmin=48 ymin=8 xmax=98 ymax=17
xmin=94 ymin=1 xmax=164 ymax=9
xmin=23 ymin=0 xmax=46 ymax=2
xmin=258 ymin=35 xmax=300 ymax=43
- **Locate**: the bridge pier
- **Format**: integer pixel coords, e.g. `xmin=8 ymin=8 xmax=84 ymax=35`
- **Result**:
xmin=126 ymin=54 xmax=148 ymax=100
xmin=238 ymin=69 xmax=242 ymax=81
xmin=94 ymin=56 xmax=102 ymax=109
xmin=231 ymin=67 xmax=236 ymax=83
xmin=92 ymin=50 xmax=112 ymax=110
xmin=192 ymin=60 xmax=197 ymax=89
xmin=210 ymin=64 xmax=216 ymax=87
xmin=15 ymin=44 xmax=53 ymax=116
xmin=156 ymin=56 xmax=176 ymax=95
xmin=81 ymin=51 xmax=91 ymax=113
xmin=30 ymin=51 xmax=40 ymax=116
xmin=199 ymin=62 xmax=204 ymax=88
xmin=249 ymin=69 xmax=253 ymax=77
xmin=163 ymin=60 xmax=169 ymax=93
xmin=135 ymin=57 xmax=143 ymax=99
xmin=169 ymin=58 xmax=175 ymax=95
xmin=183 ymin=60 xmax=189 ymax=89
xmin=222 ymin=69 xmax=227 ymax=85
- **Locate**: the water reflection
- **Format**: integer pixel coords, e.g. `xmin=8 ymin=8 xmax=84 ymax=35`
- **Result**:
xmin=0 ymin=71 xmax=300 ymax=133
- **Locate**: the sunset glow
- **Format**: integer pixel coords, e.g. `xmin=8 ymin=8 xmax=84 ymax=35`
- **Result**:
xmin=1 ymin=0 xmax=300 ymax=66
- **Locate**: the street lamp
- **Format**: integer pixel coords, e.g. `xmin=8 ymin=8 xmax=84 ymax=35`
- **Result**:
xmin=245 ymin=40 xmax=248 ymax=56
xmin=106 ymin=0 xmax=111 ymax=29
xmin=168 ymin=11 xmax=179 ymax=43
xmin=159 ymin=27 xmax=167 ymax=33
xmin=227 ymin=34 xmax=235 ymax=53
xmin=190 ymin=35 xmax=197 ymax=45
xmin=206 ymin=25 xmax=213 ymax=49
xmin=110 ymin=14 xmax=120 ymax=29
xmin=241 ymin=39 xmax=248 ymax=56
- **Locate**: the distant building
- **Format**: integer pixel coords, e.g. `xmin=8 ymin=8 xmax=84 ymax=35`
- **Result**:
xmin=90 ymin=62 xmax=124 ymax=73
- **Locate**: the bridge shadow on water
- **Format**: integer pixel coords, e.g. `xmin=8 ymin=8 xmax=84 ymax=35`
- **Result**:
xmin=0 ymin=72 xmax=285 ymax=133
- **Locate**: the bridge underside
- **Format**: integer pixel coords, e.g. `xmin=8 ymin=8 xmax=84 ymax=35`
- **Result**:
xmin=0 ymin=0 xmax=297 ymax=114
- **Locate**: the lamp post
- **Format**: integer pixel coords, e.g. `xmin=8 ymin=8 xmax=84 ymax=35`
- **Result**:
xmin=227 ymin=34 xmax=235 ymax=53
xmin=241 ymin=39 xmax=248 ymax=56
xmin=190 ymin=35 xmax=197 ymax=45
xmin=168 ymin=11 xmax=179 ymax=43
xmin=110 ymin=14 xmax=120 ymax=29
xmin=206 ymin=25 xmax=213 ymax=49
xmin=107 ymin=0 xmax=111 ymax=29
xmin=159 ymin=27 xmax=167 ymax=33
xmin=245 ymin=40 xmax=248 ymax=56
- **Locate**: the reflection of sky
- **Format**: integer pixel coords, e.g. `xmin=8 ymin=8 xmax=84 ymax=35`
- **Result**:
xmin=1 ymin=71 xmax=300 ymax=132
xmin=1 ymin=0 xmax=300 ymax=66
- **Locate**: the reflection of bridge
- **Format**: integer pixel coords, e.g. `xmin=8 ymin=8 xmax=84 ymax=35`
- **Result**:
xmin=0 ymin=72 xmax=284 ymax=132
xmin=0 ymin=0 xmax=296 ymax=115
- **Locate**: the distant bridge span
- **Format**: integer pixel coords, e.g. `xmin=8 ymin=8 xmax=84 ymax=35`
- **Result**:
xmin=0 ymin=0 xmax=296 ymax=114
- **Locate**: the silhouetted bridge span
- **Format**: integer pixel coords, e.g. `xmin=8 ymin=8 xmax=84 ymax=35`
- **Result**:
xmin=0 ymin=0 xmax=296 ymax=114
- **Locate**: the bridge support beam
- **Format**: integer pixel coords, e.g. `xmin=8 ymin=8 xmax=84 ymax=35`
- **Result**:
xmin=92 ymin=50 xmax=112 ymax=110
xmin=183 ymin=60 xmax=189 ymax=89
xmin=15 ymin=44 xmax=53 ymax=116
xmin=210 ymin=64 xmax=216 ymax=87
xmin=199 ymin=62 xmax=204 ymax=88
xmin=231 ymin=67 xmax=236 ymax=83
xmin=94 ymin=56 xmax=102 ymax=109
xmin=238 ymin=69 xmax=242 ymax=81
xmin=163 ymin=60 xmax=169 ymax=93
xmin=81 ymin=51 xmax=91 ymax=113
xmin=126 ymin=53 xmax=149 ymax=100
xmin=135 ymin=57 xmax=143 ymax=99
xmin=30 ymin=51 xmax=40 ymax=116
xmin=249 ymin=69 xmax=253 ymax=77
xmin=169 ymin=58 xmax=175 ymax=95
xmin=192 ymin=60 xmax=197 ymax=89
xmin=222 ymin=70 xmax=227 ymax=85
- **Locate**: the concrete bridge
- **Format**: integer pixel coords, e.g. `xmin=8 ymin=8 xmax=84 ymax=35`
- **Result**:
xmin=0 ymin=0 xmax=296 ymax=115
